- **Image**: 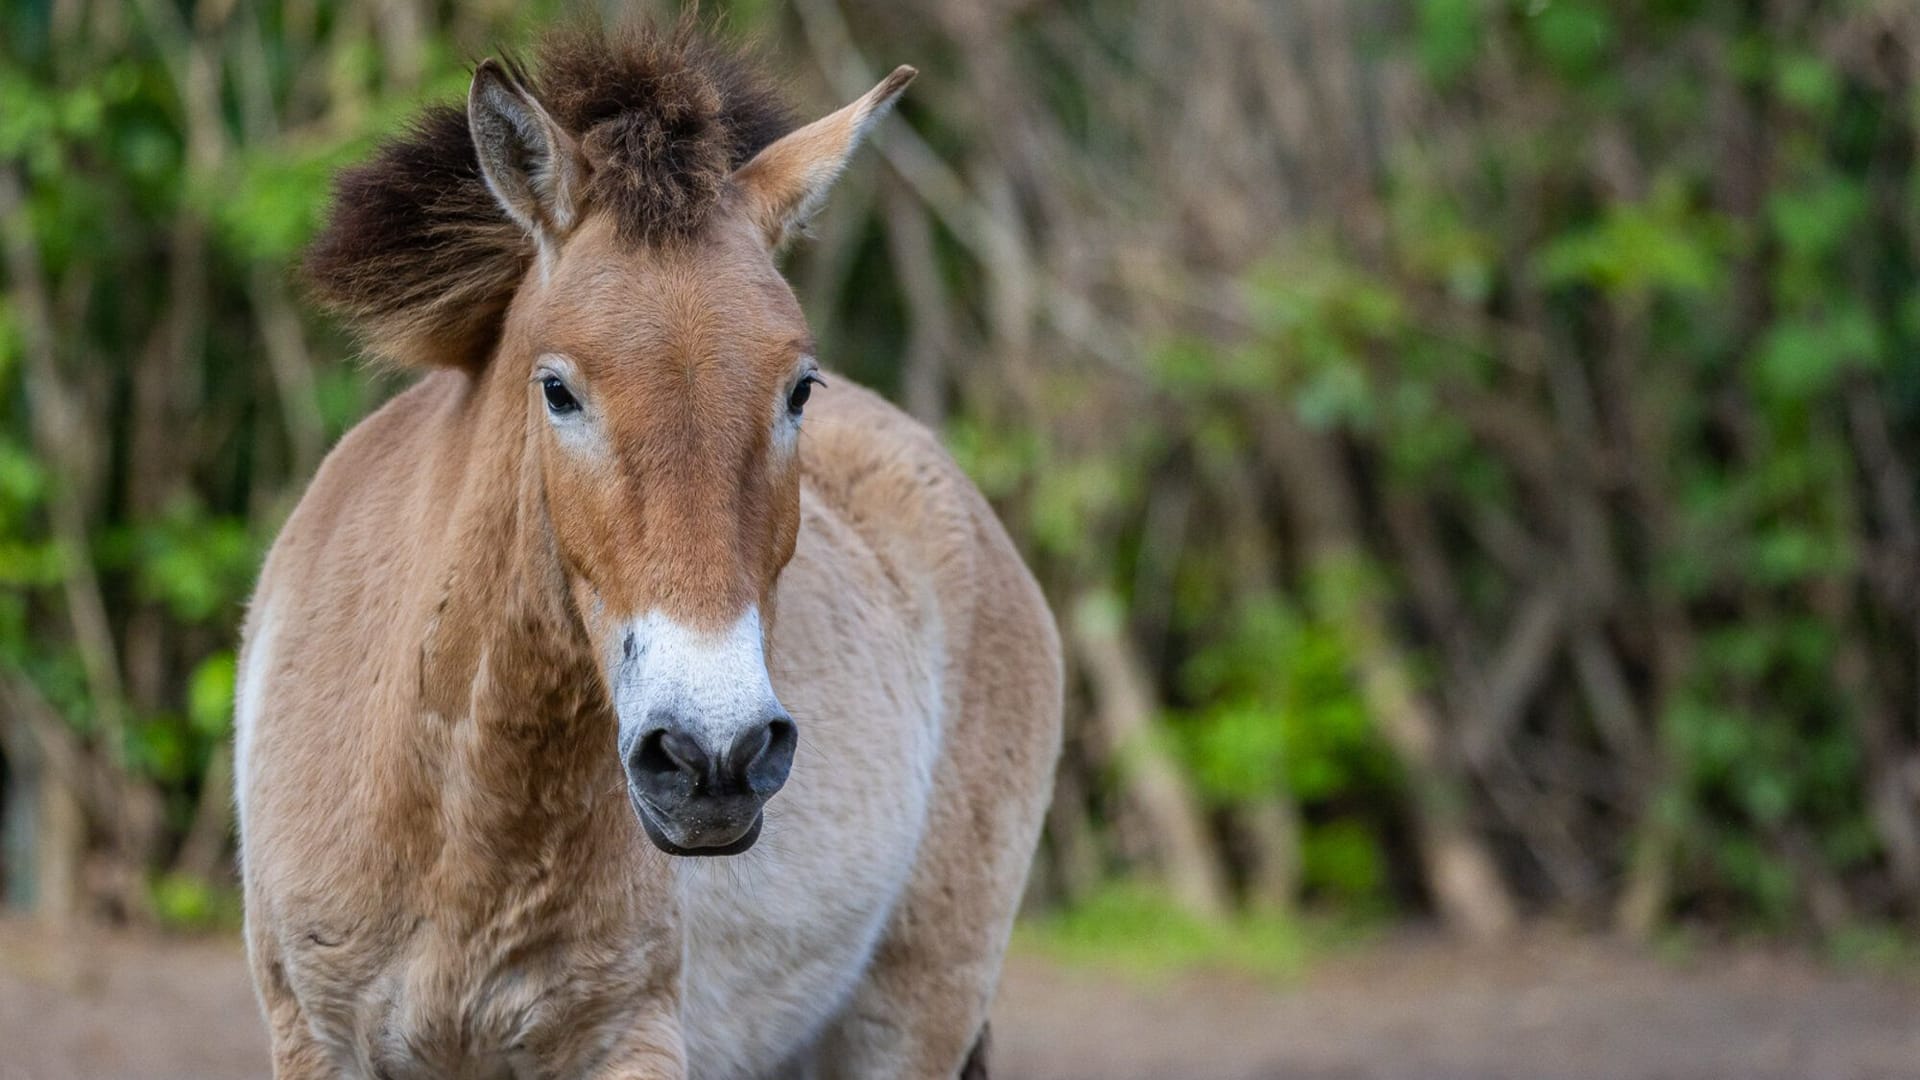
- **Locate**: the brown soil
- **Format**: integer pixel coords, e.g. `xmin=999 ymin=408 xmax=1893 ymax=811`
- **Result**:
xmin=0 ymin=919 xmax=1915 ymax=1079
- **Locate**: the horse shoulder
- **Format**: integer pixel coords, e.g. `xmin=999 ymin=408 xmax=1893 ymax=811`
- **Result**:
xmin=787 ymin=378 xmax=1062 ymax=897
xmin=237 ymin=371 xmax=472 ymax=916
xmin=798 ymin=380 xmax=1060 ymax=738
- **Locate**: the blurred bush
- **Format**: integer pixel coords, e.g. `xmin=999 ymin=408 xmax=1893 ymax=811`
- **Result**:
xmin=4 ymin=0 xmax=1920 ymax=945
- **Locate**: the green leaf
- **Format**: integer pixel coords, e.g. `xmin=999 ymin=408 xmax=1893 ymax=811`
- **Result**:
xmin=188 ymin=651 xmax=237 ymax=738
xmin=1416 ymin=0 xmax=1485 ymax=83
xmin=1536 ymin=185 xmax=1727 ymax=297
xmin=1767 ymin=179 xmax=1865 ymax=259
xmin=1755 ymin=307 xmax=1880 ymax=402
xmin=1528 ymin=0 xmax=1616 ymax=76
xmin=1774 ymin=53 xmax=1840 ymax=115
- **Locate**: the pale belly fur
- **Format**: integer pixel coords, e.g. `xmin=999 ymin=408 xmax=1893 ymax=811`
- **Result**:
xmin=675 ymin=739 xmax=935 ymax=1079
xmin=674 ymin=548 xmax=945 ymax=1078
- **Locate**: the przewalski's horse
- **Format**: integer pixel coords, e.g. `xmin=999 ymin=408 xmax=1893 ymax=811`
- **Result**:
xmin=235 ymin=22 xmax=1061 ymax=1079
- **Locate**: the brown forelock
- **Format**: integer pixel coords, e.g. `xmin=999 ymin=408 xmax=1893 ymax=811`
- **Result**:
xmin=301 ymin=104 xmax=532 ymax=370
xmin=525 ymin=212 xmax=806 ymax=633
xmin=535 ymin=18 xmax=794 ymax=245
xmin=302 ymin=17 xmax=794 ymax=371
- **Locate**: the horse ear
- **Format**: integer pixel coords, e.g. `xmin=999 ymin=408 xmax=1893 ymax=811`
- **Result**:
xmin=469 ymin=59 xmax=584 ymax=250
xmin=732 ymin=66 xmax=916 ymax=249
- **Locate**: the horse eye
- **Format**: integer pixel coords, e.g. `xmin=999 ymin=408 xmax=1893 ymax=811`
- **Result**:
xmin=787 ymin=374 xmax=820 ymax=415
xmin=541 ymin=375 xmax=579 ymax=415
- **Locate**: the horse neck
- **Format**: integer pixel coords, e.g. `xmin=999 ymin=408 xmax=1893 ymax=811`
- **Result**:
xmin=413 ymin=354 xmax=620 ymax=854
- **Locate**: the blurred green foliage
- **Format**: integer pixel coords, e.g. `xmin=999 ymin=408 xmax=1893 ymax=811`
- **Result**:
xmin=988 ymin=0 xmax=1920 ymax=935
xmin=1013 ymin=881 xmax=1328 ymax=984
xmin=0 ymin=0 xmax=514 ymax=916
xmin=4 ymin=0 xmax=1920 ymax=944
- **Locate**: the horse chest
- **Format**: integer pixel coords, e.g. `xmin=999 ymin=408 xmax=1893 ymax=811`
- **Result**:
xmin=288 ymin=909 xmax=659 ymax=1080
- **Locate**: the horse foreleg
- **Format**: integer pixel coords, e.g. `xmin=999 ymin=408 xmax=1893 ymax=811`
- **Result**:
xmin=959 ymin=1022 xmax=991 ymax=1080
xmin=586 ymin=1002 xmax=687 ymax=1080
xmin=248 ymin=936 xmax=341 ymax=1079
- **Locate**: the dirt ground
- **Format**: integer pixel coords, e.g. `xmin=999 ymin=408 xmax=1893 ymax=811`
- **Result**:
xmin=0 ymin=918 xmax=1916 ymax=1080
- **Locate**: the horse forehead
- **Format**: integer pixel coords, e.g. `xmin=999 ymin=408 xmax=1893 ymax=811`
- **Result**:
xmin=553 ymin=217 xmax=801 ymax=342
xmin=545 ymin=275 xmax=799 ymax=399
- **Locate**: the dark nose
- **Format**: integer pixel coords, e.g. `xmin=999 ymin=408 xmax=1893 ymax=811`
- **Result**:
xmin=626 ymin=711 xmax=796 ymax=814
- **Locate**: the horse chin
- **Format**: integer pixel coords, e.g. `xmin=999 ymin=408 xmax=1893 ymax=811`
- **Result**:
xmin=629 ymin=793 xmax=764 ymax=857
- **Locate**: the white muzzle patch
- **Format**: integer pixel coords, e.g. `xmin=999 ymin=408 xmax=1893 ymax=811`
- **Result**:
xmin=611 ymin=606 xmax=794 ymax=855
xmin=611 ymin=606 xmax=778 ymax=756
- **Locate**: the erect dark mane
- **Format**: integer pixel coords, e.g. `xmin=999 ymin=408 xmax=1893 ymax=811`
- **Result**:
xmin=303 ymin=19 xmax=795 ymax=370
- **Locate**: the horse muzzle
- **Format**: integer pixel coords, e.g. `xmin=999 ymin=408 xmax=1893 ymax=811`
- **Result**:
xmin=624 ymin=712 xmax=796 ymax=855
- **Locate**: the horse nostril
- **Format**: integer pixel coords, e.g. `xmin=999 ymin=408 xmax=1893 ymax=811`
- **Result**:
xmin=739 ymin=715 xmax=796 ymax=797
xmin=631 ymin=728 xmax=707 ymax=785
xmin=630 ymin=717 xmax=792 ymax=803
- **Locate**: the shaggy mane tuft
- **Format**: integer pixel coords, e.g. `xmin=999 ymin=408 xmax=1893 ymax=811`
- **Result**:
xmin=303 ymin=19 xmax=795 ymax=370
